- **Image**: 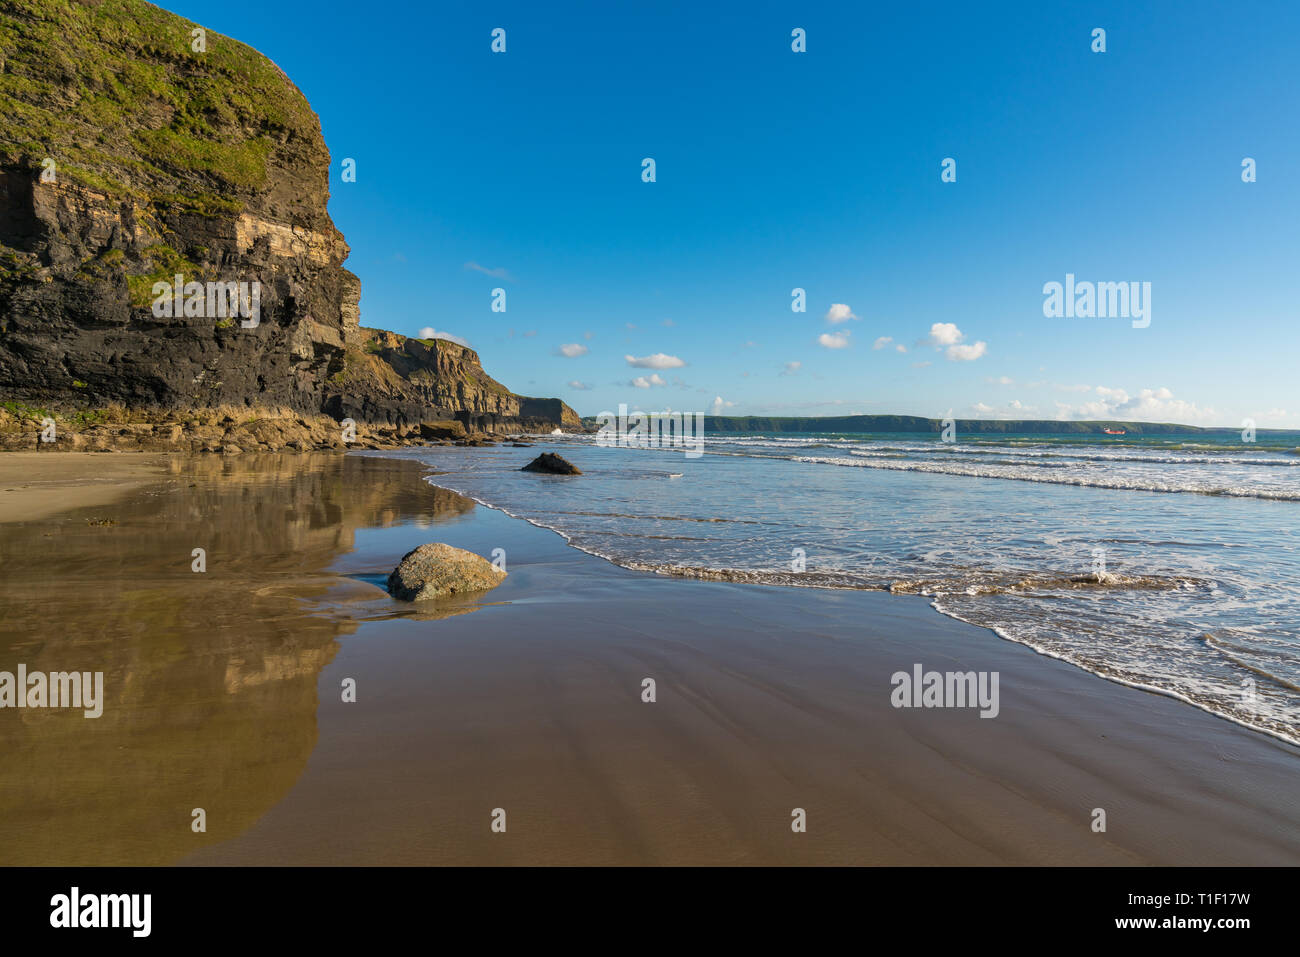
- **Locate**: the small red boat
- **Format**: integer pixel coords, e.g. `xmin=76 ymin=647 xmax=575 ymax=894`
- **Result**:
xmin=1103 ymin=428 xmax=1126 ymax=435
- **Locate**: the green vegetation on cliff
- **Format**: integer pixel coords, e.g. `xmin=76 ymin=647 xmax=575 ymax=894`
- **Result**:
xmin=0 ymin=0 xmax=317 ymax=205
xmin=0 ymin=0 xmax=579 ymax=429
xmin=123 ymin=243 xmax=200 ymax=306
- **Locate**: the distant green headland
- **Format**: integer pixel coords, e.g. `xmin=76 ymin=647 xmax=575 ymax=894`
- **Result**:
xmin=580 ymin=413 xmax=1298 ymax=436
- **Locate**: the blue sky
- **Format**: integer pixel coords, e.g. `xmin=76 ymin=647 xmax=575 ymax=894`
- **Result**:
xmin=166 ymin=0 xmax=1299 ymax=426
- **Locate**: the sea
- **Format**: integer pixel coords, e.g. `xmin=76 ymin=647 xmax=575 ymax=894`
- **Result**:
xmin=381 ymin=429 xmax=1300 ymax=747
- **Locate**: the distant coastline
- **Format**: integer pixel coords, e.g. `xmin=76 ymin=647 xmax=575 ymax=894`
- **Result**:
xmin=576 ymin=413 xmax=1300 ymax=436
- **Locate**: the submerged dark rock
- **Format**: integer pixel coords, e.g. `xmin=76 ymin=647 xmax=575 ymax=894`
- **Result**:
xmin=521 ymin=452 xmax=581 ymax=475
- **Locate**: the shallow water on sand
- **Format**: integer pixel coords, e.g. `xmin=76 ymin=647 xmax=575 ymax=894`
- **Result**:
xmin=0 ymin=454 xmax=476 ymax=864
xmin=384 ymin=432 xmax=1300 ymax=746
xmin=3 ymin=450 xmax=1296 ymax=865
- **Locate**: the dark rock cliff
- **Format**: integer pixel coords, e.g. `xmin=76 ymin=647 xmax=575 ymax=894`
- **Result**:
xmin=0 ymin=0 xmax=576 ymax=429
xmin=327 ymin=328 xmax=582 ymax=431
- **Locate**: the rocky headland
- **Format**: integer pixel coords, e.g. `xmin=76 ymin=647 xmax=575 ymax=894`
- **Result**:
xmin=0 ymin=0 xmax=578 ymax=452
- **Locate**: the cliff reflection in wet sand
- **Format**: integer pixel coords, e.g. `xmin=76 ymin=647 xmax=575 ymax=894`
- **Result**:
xmin=0 ymin=454 xmax=474 ymax=865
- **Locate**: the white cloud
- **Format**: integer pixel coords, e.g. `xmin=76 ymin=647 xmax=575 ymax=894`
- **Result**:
xmin=1250 ymin=409 xmax=1300 ymax=427
xmin=1054 ymin=386 xmax=1216 ymax=424
xmin=557 ymin=343 xmax=588 ymax=357
xmin=825 ymin=303 xmax=859 ymax=324
xmin=870 ymin=336 xmax=908 ymax=354
xmin=418 ymin=327 xmax=470 ymax=347
xmin=970 ymin=398 xmax=1038 ymax=418
xmin=946 ymin=341 xmax=988 ymax=361
xmin=925 ymin=322 xmax=964 ymax=346
xmin=922 ymin=323 xmax=986 ymax=361
xmin=711 ymin=395 xmax=735 ymax=415
xmin=818 ymin=331 xmax=851 ymax=349
xmin=567 ymin=380 xmax=591 ymax=390
xmin=781 ymin=361 xmax=802 ymax=375
xmin=464 ymin=262 xmax=514 ymax=282
xmin=625 ymin=353 xmax=685 ymax=369
xmin=630 ymin=374 xmax=668 ymax=388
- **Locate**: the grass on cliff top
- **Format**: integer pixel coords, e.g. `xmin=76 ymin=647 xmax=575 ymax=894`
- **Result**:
xmin=0 ymin=0 xmax=317 ymax=204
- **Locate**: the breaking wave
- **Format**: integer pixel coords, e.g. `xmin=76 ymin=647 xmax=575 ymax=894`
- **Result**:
xmin=789 ymin=454 xmax=1300 ymax=500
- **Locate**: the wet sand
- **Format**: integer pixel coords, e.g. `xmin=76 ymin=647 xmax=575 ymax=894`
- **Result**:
xmin=0 ymin=451 xmax=172 ymax=523
xmin=1 ymin=453 xmax=1296 ymax=865
xmin=0 ymin=453 xmax=473 ymax=864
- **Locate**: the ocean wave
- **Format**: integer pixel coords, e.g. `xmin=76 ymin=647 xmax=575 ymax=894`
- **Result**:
xmin=554 ymin=509 xmax=770 ymax=525
xmin=789 ymin=454 xmax=1300 ymax=500
xmin=702 ymin=435 xmax=1300 ymax=457
xmin=615 ymin=562 xmax=885 ymax=589
xmin=597 ymin=561 xmax=1203 ymax=598
xmin=887 ymin=570 xmax=1203 ymax=596
xmin=913 ymin=447 xmax=1300 ymax=467
xmin=1201 ymin=631 xmax=1300 ymax=692
xmin=930 ymin=602 xmax=1300 ymax=749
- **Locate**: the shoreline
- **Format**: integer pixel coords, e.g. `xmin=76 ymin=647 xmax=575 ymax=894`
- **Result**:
xmin=1 ymin=452 xmax=1296 ymax=865
xmin=396 ymin=449 xmax=1300 ymax=752
xmin=195 ymin=453 xmax=1298 ymax=865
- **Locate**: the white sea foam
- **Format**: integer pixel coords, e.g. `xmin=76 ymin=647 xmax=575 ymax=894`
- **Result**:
xmin=789 ymin=454 xmax=1300 ymax=500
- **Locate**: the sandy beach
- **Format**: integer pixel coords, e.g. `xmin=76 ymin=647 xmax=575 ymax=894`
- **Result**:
xmin=0 ymin=452 xmax=174 ymax=523
xmin=0 ymin=452 xmax=1296 ymax=866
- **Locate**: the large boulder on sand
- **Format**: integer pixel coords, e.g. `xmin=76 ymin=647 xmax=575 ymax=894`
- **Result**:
xmin=521 ymin=452 xmax=581 ymax=475
xmin=387 ymin=544 xmax=506 ymax=601
xmin=419 ymin=420 xmax=467 ymax=440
